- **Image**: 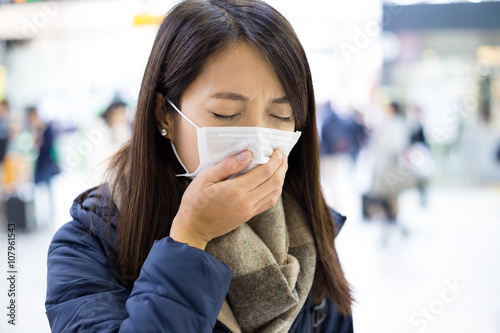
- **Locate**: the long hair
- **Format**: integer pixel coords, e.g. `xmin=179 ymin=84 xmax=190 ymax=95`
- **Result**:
xmin=107 ymin=0 xmax=352 ymax=314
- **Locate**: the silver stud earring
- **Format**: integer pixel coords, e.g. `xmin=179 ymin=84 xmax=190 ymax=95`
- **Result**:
xmin=161 ymin=129 xmax=168 ymax=136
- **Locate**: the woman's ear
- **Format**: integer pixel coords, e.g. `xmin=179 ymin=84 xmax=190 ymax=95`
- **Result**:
xmin=154 ymin=92 xmax=173 ymax=139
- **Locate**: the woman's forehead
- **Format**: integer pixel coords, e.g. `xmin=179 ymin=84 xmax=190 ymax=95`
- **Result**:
xmin=182 ymin=41 xmax=287 ymax=103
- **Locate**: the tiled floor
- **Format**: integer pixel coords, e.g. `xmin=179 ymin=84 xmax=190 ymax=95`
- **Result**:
xmin=0 ymin=168 xmax=499 ymax=332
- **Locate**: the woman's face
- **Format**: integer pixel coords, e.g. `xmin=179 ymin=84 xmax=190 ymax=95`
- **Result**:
xmin=170 ymin=41 xmax=295 ymax=173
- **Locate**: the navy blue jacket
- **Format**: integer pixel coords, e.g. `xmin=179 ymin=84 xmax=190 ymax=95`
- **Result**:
xmin=46 ymin=186 xmax=353 ymax=332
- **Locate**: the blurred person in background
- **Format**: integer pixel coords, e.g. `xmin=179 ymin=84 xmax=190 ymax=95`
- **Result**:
xmin=345 ymin=108 xmax=367 ymax=165
xmin=363 ymin=102 xmax=410 ymax=241
xmin=86 ymin=100 xmax=131 ymax=187
xmin=0 ymin=99 xmax=10 ymax=165
xmin=408 ymin=105 xmax=426 ymax=146
xmin=319 ymin=101 xmax=353 ymax=209
xmin=45 ymin=0 xmax=354 ymax=332
xmin=27 ymin=106 xmax=60 ymax=224
xmin=0 ymin=100 xmax=10 ymax=224
xmin=100 ymin=101 xmax=131 ymax=147
xmin=407 ymin=105 xmax=430 ymax=208
xmin=320 ymin=102 xmax=352 ymax=157
xmin=496 ymin=139 xmax=500 ymax=163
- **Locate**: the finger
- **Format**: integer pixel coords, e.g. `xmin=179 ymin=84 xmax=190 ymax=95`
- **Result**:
xmin=234 ymin=148 xmax=283 ymax=190
xmin=252 ymin=185 xmax=282 ymax=216
xmin=248 ymin=153 xmax=288 ymax=203
xmin=202 ymin=150 xmax=252 ymax=183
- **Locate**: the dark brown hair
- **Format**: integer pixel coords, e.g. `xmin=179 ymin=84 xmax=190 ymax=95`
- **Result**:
xmin=107 ymin=0 xmax=352 ymax=314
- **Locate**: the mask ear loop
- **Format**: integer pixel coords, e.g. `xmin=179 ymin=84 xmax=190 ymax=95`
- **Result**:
xmin=166 ymin=99 xmax=200 ymax=129
xmin=166 ymin=99 xmax=200 ymax=177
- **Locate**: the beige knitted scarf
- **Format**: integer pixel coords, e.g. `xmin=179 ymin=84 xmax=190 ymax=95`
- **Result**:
xmin=205 ymin=192 xmax=317 ymax=333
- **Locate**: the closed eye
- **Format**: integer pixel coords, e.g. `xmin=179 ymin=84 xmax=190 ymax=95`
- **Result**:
xmin=211 ymin=113 xmax=241 ymax=121
xmin=271 ymin=114 xmax=292 ymax=123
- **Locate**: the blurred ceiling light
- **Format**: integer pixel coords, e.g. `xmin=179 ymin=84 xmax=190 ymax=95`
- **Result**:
xmin=476 ymin=45 xmax=500 ymax=66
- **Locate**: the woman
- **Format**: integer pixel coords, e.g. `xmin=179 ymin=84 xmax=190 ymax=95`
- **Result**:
xmin=45 ymin=0 xmax=353 ymax=332
xmin=363 ymin=102 xmax=410 ymax=241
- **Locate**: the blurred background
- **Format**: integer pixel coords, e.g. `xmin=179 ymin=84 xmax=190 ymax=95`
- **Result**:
xmin=0 ymin=0 xmax=499 ymax=332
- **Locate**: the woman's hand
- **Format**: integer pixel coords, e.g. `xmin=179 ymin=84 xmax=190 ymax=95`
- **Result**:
xmin=170 ymin=149 xmax=288 ymax=250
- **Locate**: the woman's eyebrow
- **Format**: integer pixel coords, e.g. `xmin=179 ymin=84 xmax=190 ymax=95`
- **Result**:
xmin=210 ymin=92 xmax=249 ymax=102
xmin=271 ymin=96 xmax=289 ymax=104
xmin=209 ymin=93 xmax=289 ymax=104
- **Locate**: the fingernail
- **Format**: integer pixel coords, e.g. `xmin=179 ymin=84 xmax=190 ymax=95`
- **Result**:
xmin=237 ymin=150 xmax=250 ymax=162
xmin=282 ymin=152 xmax=287 ymax=162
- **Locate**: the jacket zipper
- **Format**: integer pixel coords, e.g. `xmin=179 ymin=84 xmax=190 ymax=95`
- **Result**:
xmin=215 ymin=320 xmax=232 ymax=333
xmin=288 ymin=316 xmax=300 ymax=333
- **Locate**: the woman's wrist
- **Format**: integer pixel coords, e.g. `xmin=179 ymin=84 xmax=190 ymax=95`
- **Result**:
xmin=170 ymin=216 xmax=209 ymax=250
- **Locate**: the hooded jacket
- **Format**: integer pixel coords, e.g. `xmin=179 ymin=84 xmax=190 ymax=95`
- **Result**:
xmin=45 ymin=185 xmax=353 ymax=332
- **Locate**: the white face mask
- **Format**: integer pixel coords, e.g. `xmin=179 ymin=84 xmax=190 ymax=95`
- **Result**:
xmin=167 ymin=100 xmax=302 ymax=179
